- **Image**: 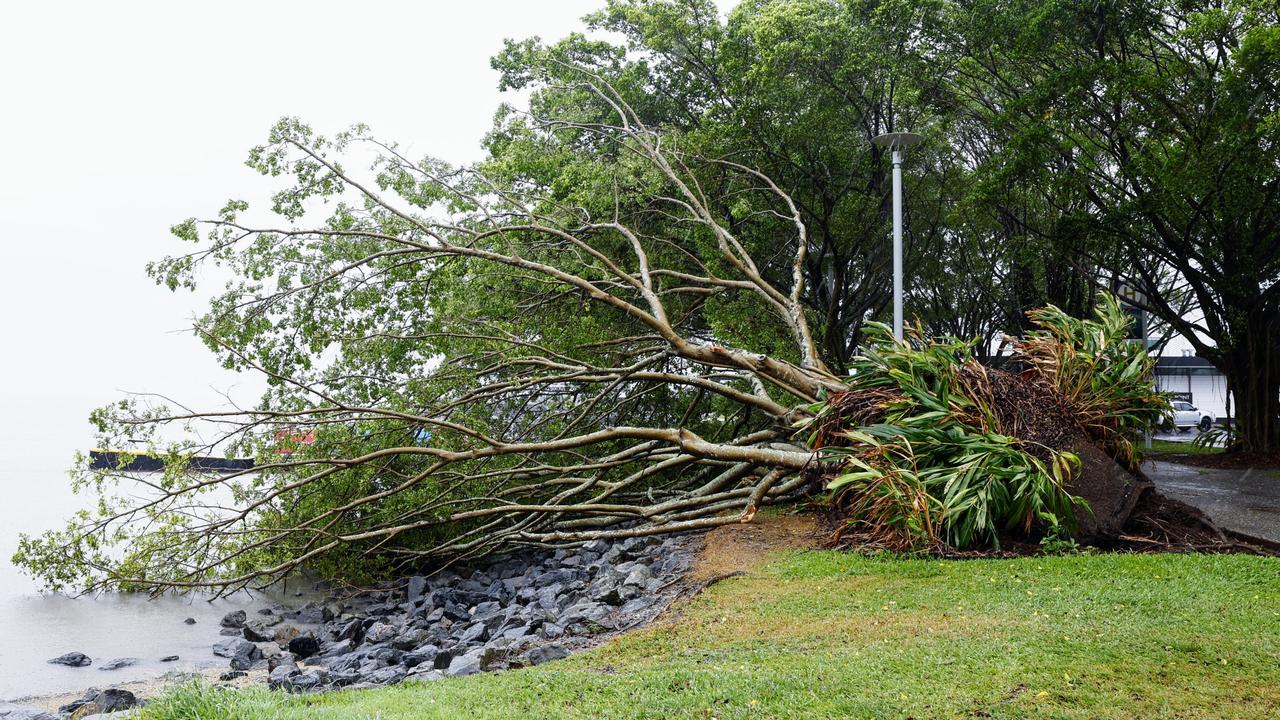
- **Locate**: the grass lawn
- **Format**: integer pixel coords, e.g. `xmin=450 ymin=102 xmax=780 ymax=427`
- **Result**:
xmin=143 ymin=551 xmax=1280 ymax=720
xmin=1146 ymin=439 xmax=1224 ymax=456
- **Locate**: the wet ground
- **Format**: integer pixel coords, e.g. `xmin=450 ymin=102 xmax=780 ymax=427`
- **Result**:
xmin=1143 ymin=459 xmax=1280 ymax=544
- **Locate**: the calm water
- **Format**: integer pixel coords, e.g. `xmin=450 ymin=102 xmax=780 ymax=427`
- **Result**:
xmin=0 ymin=398 xmax=296 ymax=701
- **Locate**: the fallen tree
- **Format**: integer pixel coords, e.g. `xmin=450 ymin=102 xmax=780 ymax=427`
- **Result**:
xmin=12 ymin=74 xmax=1252 ymax=597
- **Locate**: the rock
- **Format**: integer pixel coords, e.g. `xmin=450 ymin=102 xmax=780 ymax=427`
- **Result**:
xmin=391 ymin=628 xmax=428 ymax=650
xmin=160 ymin=655 xmax=180 ymax=662
xmin=623 ymin=564 xmax=653 ymax=587
xmin=561 ymin=601 xmax=611 ymax=627
xmin=273 ymin=625 xmax=303 ymax=644
xmin=0 ymin=703 xmax=57 ymax=720
xmin=268 ymin=652 xmax=299 ymax=674
xmin=257 ymin=607 xmax=275 ymax=615
xmin=318 ymin=639 xmax=355 ymax=658
xmin=295 ymin=602 xmax=334 ymax=624
xmin=219 ymin=670 xmax=247 ymax=681
xmin=268 ymin=665 xmax=299 ymax=690
xmin=220 ymin=609 xmax=247 ymax=628
xmin=68 ymin=704 xmax=100 ymax=720
xmin=242 ymin=621 xmax=275 ymax=642
xmin=535 ymin=585 xmax=564 ymax=610
xmin=294 ymin=671 xmax=326 ymax=690
xmin=540 ymin=622 xmax=565 ymax=639
xmin=183 ymin=617 xmax=197 ymax=625
xmin=92 ymin=689 xmax=136 ymax=714
xmin=287 ymin=635 xmax=321 ymax=659
xmin=403 ymin=644 xmax=439 ymax=669
xmin=364 ymin=622 xmax=398 ymax=644
xmin=97 ymin=658 xmax=138 ymax=671
xmin=47 ymin=652 xmax=92 ymax=667
xmin=405 ymin=667 xmax=445 ymax=682
xmin=212 ymin=636 xmax=255 ymax=658
xmin=521 ymin=643 xmax=570 ymax=666
xmin=365 ymin=665 xmax=407 ymax=685
xmin=56 ymin=690 xmax=98 ymax=716
xmin=457 ymin=621 xmax=489 ymax=644
xmin=329 ymin=669 xmax=364 ymax=687
xmin=406 ymin=576 xmax=428 ymax=604
xmin=590 ymin=585 xmax=623 ymax=606
xmin=441 ymin=602 xmax=470 ymax=622
xmin=213 ymin=637 xmax=262 ymax=670
xmin=334 ymin=617 xmax=363 ymax=642
xmin=445 ymin=648 xmax=485 ymax=677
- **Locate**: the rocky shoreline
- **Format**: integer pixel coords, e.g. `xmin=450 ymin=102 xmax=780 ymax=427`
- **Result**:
xmin=4 ymin=532 xmax=703 ymax=719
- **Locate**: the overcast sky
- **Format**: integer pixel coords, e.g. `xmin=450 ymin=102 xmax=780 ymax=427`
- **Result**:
xmin=0 ymin=1 xmax=742 ymax=562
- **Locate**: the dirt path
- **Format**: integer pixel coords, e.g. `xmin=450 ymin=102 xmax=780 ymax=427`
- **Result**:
xmin=692 ymin=511 xmax=824 ymax=580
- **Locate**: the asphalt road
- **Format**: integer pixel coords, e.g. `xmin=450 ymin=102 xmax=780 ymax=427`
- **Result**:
xmin=1143 ymin=459 xmax=1280 ymax=544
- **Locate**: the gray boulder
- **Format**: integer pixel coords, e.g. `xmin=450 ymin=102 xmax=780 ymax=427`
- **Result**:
xmin=521 ymin=643 xmax=571 ymax=666
xmin=0 ymin=702 xmax=57 ymax=720
xmin=97 ymin=657 xmax=139 ymax=671
xmin=212 ymin=637 xmax=262 ymax=670
xmin=294 ymin=602 xmax=334 ymax=624
xmin=364 ymin=622 xmax=398 ymax=644
xmin=93 ymin=689 xmax=137 ymax=714
xmin=406 ymin=576 xmax=428 ymax=605
xmin=406 ymin=667 xmax=445 ymax=682
xmin=623 ymin=564 xmax=653 ymax=587
xmin=457 ymin=621 xmax=489 ymax=644
xmin=47 ymin=651 xmax=91 ymax=667
xmin=242 ymin=621 xmax=274 ymax=642
xmin=287 ymin=635 xmax=320 ymax=659
xmin=445 ymin=648 xmax=486 ymax=677
xmin=364 ymin=666 xmax=407 ymax=685
xmin=403 ymin=645 xmax=439 ymax=669
xmin=220 ymin=609 xmax=247 ymax=628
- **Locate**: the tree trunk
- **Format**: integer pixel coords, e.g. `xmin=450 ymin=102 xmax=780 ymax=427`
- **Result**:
xmin=1221 ymin=317 xmax=1280 ymax=452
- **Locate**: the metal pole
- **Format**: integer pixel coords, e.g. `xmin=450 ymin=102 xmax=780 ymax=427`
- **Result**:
xmin=872 ymin=131 xmax=920 ymax=342
xmin=892 ymin=149 xmax=904 ymax=341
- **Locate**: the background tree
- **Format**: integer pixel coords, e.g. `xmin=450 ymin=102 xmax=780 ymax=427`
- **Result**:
xmin=945 ymin=0 xmax=1280 ymax=449
xmin=493 ymin=0 xmax=1012 ymax=369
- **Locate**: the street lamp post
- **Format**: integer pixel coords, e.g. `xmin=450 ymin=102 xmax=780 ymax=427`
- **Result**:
xmin=871 ymin=131 xmax=923 ymax=341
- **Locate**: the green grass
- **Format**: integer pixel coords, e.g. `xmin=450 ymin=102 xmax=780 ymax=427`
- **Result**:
xmin=1146 ymin=439 xmax=1224 ymax=456
xmin=143 ymin=552 xmax=1280 ymax=719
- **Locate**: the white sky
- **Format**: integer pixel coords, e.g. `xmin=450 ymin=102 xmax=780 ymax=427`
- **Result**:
xmin=0 ymin=1 xmax=734 ymax=548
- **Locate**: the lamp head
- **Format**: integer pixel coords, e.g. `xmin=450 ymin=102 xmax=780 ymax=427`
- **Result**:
xmin=871 ymin=132 xmax=923 ymax=151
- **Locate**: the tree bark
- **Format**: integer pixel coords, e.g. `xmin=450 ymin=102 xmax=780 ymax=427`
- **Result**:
xmin=1220 ymin=314 xmax=1280 ymax=452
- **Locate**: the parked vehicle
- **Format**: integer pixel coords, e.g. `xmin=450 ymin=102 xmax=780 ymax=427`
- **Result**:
xmin=1162 ymin=400 xmax=1215 ymax=432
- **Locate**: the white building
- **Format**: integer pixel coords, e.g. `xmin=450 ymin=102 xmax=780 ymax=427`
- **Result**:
xmin=1155 ymin=355 xmax=1231 ymax=422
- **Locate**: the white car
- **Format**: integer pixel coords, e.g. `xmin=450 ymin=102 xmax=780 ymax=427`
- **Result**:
xmin=1164 ymin=401 xmax=1215 ymax=432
